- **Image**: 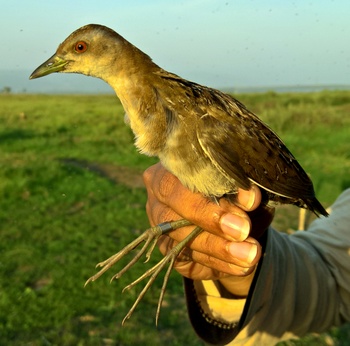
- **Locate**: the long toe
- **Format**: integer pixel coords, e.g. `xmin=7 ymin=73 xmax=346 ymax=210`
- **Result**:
xmin=121 ymin=226 xmax=203 ymax=324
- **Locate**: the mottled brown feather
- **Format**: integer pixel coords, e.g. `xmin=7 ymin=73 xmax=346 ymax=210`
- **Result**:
xmin=30 ymin=24 xmax=328 ymax=217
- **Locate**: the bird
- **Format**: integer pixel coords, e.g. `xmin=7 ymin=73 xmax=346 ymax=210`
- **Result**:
xmin=30 ymin=24 xmax=328 ymax=325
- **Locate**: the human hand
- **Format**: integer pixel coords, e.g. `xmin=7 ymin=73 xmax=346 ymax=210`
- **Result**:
xmin=143 ymin=163 xmax=275 ymax=296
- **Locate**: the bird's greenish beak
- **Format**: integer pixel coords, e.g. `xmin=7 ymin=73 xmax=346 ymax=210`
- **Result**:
xmin=29 ymin=54 xmax=68 ymax=79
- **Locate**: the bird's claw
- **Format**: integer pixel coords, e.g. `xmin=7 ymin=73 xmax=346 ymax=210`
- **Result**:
xmin=84 ymin=224 xmax=161 ymax=286
xmin=121 ymin=225 xmax=203 ymax=325
xmin=84 ymin=219 xmax=195 ymax=323
xmin=121 ymin=252 xmax=177 ymax=325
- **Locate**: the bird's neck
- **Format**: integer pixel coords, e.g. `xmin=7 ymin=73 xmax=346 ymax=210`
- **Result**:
xmin=104 ymin=56 xmax=168 ymax=157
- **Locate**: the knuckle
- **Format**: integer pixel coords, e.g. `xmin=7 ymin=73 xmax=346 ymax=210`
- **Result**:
xmin=143 ymin=164 xmax=178 ymax=202
xmin=157 ymin=171 xmax=177 ymax=201
xmin=143 ymin=164 xmax=164 ymax=191
xmin=157 ymin=207 xmax=173 ymax=223
xmin=142 ymin=166 xmax=153 ymax=186
xmin=190 ymin=197 xmax=216 ymax=224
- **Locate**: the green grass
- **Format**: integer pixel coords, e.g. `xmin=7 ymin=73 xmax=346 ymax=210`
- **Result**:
xmin=0 ymin=91 xmax=349 ymax=345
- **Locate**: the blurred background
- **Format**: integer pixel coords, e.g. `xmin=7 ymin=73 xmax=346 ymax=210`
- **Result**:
xmin=1 ymin=0 xmax=350 ymax=93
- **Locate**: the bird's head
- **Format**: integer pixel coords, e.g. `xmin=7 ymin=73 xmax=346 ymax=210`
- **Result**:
xmin=30 ymin=24 xmax=134 ymax=81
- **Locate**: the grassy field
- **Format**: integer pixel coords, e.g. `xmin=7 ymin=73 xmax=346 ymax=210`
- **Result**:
xmin=0 ymin=91 xmax=349 ymax=345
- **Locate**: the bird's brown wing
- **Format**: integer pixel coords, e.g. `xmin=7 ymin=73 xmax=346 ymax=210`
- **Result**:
xmin=156 ymin=72 xmax=316 ymax=201
xmin=195 ymin=90 xmax=316 ymax=201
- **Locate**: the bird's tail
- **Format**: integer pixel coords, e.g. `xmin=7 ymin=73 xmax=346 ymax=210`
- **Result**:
xmin=305 ymin=197 xmax=329 ymax=217
xmin=261 ymin=190 xmax=329 ymax=218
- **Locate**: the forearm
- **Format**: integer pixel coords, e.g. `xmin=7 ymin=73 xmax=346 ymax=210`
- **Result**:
xmin=238 ymin=228 xmax=340 ymax=343
xmin=186 ymin=228 xmax=339 ymax=345
xmin=187 ymin=188 xmax=350 ymax=345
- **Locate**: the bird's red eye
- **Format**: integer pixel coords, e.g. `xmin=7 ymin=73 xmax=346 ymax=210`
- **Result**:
xmin=75 ymin=41 xmax=88 ymax=53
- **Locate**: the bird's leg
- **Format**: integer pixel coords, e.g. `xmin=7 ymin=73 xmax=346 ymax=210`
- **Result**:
xmin=85 ymin=218 xmax=202 ymax=324
xmin=85 ymin=219 xmax=192 ymax=287
xmin=121 ymin=226 xmax=203 ymax=325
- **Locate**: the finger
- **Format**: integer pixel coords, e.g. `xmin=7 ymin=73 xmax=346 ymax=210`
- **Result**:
xmin=145 ymin=190 xmax=183 ymax=228
xmin=177 ymin=252 xmax=257 ymax=278
xmin=158 ymin=235 xmax=259 ymax=278
xmin=157 ymin=229 xmax=261 ymax=268
xmin=236 ymin=185 xmax=262 ymax=211
xmin=145 ymin=166 xmax=253 ymax=241
xmin=144 ymin=164 xmax=261 ymax=213
xmin=217 ymin=185 xmax=261 ymax=213
xmin=147 ymin=193 xmax=252 ymax=242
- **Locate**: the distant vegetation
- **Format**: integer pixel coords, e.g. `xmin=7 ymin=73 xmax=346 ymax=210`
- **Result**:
xmin=1 ymin=86 xmax=12 ymax=94
xmin=0 ymin=92 xmax=349 ymax=345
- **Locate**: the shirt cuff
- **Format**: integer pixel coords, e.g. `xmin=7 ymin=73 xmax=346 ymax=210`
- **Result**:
xmin=193 ymin=279 xmax=246 ymax=323
xmin=183 ymin=229 xmax=268 ymax=345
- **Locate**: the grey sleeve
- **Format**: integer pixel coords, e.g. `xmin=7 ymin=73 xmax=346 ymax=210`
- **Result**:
xmin=236 ymin=188 xmax=350 ymax=344
xmin=184 ymin=189 xmax=350 ymax=345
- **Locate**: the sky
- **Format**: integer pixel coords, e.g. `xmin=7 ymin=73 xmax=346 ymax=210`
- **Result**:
xmin=1 ymin=0 xmax=350 ymax=93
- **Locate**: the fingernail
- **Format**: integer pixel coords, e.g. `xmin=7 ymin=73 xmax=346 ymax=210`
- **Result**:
xmin=220 ymin=214 xmax=250 ymax=241
xmin=238 ymin=187 xmax=256 ymax=210
xmin=228 ymin=242 xmax=257 ymax=264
